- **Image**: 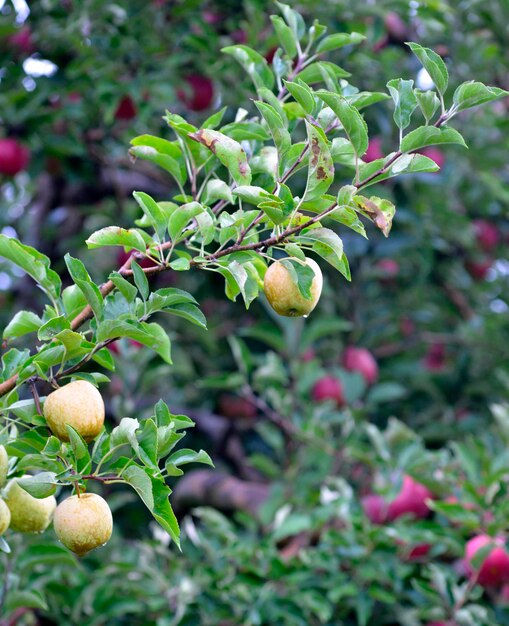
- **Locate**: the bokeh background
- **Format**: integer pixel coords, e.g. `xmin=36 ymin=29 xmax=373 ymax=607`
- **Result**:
xmin=0 ymin=1 xmax=508 ymax=624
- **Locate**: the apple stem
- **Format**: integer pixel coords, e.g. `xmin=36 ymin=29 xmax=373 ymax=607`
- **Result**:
xmin=28 ymin=378 xmax=43 ymax=416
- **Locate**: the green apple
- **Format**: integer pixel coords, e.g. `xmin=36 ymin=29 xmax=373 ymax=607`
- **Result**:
xmin=264 ymin=256 xmax=323 ymax=317
xmin=43 ymin=380 xmax=105 ymax=442
xmin=4 ymin=479 xmax=56 ymax=533
xmin=54 ymin=493 xmax=113 ymax=556
xmin=0 ymin=445 xmax=8 ymax=487
xmin=0 ymin=498 xmax=10 ymax=535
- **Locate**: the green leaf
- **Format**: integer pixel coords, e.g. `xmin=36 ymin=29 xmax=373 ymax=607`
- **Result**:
xmin=164 ymin=303 xmax=207 ymax=330
xmin=3 ymin=310 xmax=42 ymax=340
xmin=297 ymin=227 xmax=344 ymax=273
xmin=109 ymin=272 xmax=138 ymax=303
xmin=302 ymin=121 xmax=334 ymax=201
xmin=37 ymin=316 xmax=71 ymax=341
xmin=17 ymin=544 xmax=76 ymax=571
xmin=354 ymin=195 xmax=396 ymax=237
xmin=400 ymin=125 xmax=467 ymax=153
xmin=316 ymin=32 xmax=365 ymax=53
xmin=130 ymin=135 xmax=186 ymax=186
xmin=386 ymin=79 xmax=418 ymax=130
xmin=86 ymin=226 xmax=147 ymax=253
xmin=66 ymin=425 xmax=92 ymax=474
xmin=132 ymin=191 xmax=167 ymax=240
xmin=316 ymin=91 xmax=368 ymax=156
xmin=5 ymin=590 xmax=48 ymax=612
xmin=201 ymin=106 xmax=227 ymax=129
xmin=283 ymin=79 xmax=315 ymax=115
xmin=415 ymin=89 xmax=440 ymax=123
xmin=123 ymin=465 xmax=180 ymax=547
xmin=189 ymin=129 xmax=251 ymax=186
xmin=130 ymin=260 xmax=149 ymax=300
xmin=221 ymin=45 xmax=274 ymax=91
xmin=140 ymin=322 xmax=172 ymax=364
xmin=0 ymin=235 xmax=61 ymax=302
xmin=347 ymin=91 xmax=391 ymax=110
xmin=168 ymin=201 xmax=204 ymax=241
xmin=18 ymin=472 xmax=57 ymax=498
xmin=167 ymin=448 xmax=214 ymax=467
xmin=280 ymin=258 xmax=315 ymax=299
xmin=169 ymin=257 xmax=190 ymax=271
xmin=64 ymin=254 xmax=104 ymax=321
xmin=254 ymin=100 xmax=291 ymax=156
xmin=276 ymin=2 xmax=306 ymax=38
xmin=201 ymin=179 xmax=234 ymax=205
xmin=270 ymin=15 xmax=298 ymax=58
xmin=233 ymin=185 xmax=281 ymax=207
xmin=453 ymin=81 xmax=509 ymax=112
xmin=407 ymin=42 xmax=448 ymax=95
xmin=296 ymin=61 xmax=350 ymax=84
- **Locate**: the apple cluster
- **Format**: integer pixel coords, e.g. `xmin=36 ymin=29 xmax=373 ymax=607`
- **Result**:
xmin=0 ymin=381 xmax=112 ymax=556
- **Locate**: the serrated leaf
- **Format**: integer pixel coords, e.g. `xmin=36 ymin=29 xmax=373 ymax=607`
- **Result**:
xmin=221 ymin=45 xmax=274 ymax=91
xmin=316 ymin=32 xmax=365 ymax=53
xmin=316 ymin=91 xmax=368 ymax=156
xmin=354 ymin=195 xmax=396 ymax=237
xmin=400 ymin=125 xmax=467 ymax=153
xmin=453 ymin=81 xmax=509 ymax=112
xmin=3 ymin=310 xmax=42 ymax=340
xmin=254 ymin=100 xmax=291 ymax=156
xmin=64 ymin=254 xmax=104 ymax=321
xmin=303 ymin=121 xmax=334 ymax=201
xmin=386 ymin=79 xmax=418 ymax=131
xmin=18 ymin=472 xmax=57 ymax=498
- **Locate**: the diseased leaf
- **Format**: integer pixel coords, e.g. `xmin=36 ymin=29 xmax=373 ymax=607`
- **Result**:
xmin=354 ymin=195 xmax=396 ymax=237
xmin=189 ymin=129 xmax=251 ymax=186
xmin=303 ymin=121 xmax=334 ymax=201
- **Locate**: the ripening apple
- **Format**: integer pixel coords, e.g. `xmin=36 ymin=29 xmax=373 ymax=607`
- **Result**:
xmin=8 ymin=26 xmax=34 ymax=55
xmin=361 ymin=494 xmax=388 ymax=524
xmin=423 ymin=342 xmax=446 ymax=372
xmin=465 ymin=534 xmax=509 ymax=587
xmin=0 ymin=138 xmax=30 ymax=176
xmin=342 ymin=347 xmax=379 ymax=385
xmin=43 ymin=380 xmax=105 ymax=442
xmin=473 ymin=219 xmax=499 ymax=253
xmin=386 ymin=475 xmax=433 ymax=521
xmin=114 ymin=95 xmax=137 ymax=121
xmin=264 ymin=257 xmax=323 ymax=317
xmin=217 ymin=394 xmax=257 ymax=420
xmin=311 ymin=375 xmax=345 ymax=407
xmin=405 ymin=543 xmax=432 ymax=561
xmin=364 ymin=137 xmax=384 ymax=163
xmin=0 ymin=498 xmax=10 ymax=535
xmin=0 ymin=445 xmax=7 ymax=487
xmin=465 ymin=258 xmax=492 ymax=281
xmin=177 ymin=74 xmax=215 ymax=112
xmin=4 ymin=480 xmax=56 ymax=533
xmin=54 ymin=493 xmax=113 ymax=556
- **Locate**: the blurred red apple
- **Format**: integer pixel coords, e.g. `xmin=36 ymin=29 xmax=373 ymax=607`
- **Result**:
xmin=0 ymin=138 xmax=30 ymax=176
xmin=423 ymin=343 xmax=446 ymax=372
xmin=342 ymin=347 xmax=378 ymax=385
xmin=217 ymin=394 xmax=257 ymax=420
xmin=301 ymin=348 xmax=316 ymax=362
xmin=311 ymin=375 xmax=345 ymax=407
xmin=465 ymin=534 xmax=509 ymax=588
xmin=387 ymin=475 xmax=433 ymax=521
xmin=405 ymin=543 xmax=432 ymax=561
xmin=361 ymin=494 xmax=388 ymax=524
xmin=177 ymin=75 xmax=214 ymax=112
xmin=384 ymin=12 xmax=408 ymax=41
xmin=400 ymin=317 xmax=415 ymax=337
xmin=364 ymin=137 xmax=384 ymax=163
xmin=114 ymin=95 xmax=137 ymax=121
xmin=231 ymin=29 xmax=248 ymax=44
xmin=473 ymin=219 xmax=499 ymax=253
xmin=376 ymin=258 xmax=399 ymax=282
xmin=465 ymin=258 xmax=492 ymax=281
xmin=265 ymin=46 xmax=278 ymax=64
xmin=8 ymin=26 xmax=34 ymax=55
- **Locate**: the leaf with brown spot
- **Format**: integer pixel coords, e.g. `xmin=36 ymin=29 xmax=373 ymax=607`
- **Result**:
xmin=353 ymin=195 xmax=396 ymax=237
xmin=302 ymin=121 xmax=334 ymax=202
xmin=189 ymin=129 xmax=251 ymax=186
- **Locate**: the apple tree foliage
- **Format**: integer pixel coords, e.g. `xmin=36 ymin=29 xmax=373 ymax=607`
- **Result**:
xmin=0 ymin=1 xmax=509 ymax=624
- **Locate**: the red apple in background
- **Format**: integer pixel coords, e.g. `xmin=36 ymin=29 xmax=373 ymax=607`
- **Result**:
xmin=364 ymin=137 xmax=384 ymax=163
xmin=114 ymin=95 xmax=137 ymax=121
xmin=420 ymin=147 xmax=445 ymax=168
xmin=423 ymin=343 xmax=446 ymax=372
xmin=311 ymin=375 xmax=345 ymax=407
xmin=465 ymin=534 xmax=509 ymax=587
xmin=386 ymin=475 xmax=433 ymax=521
xmin=301 ymin=348 xmax=316 ymax=362
xmin=0 ymin=138 xmax=30 ymax=176
xmin=342 ymin=347 xmax=379 ymax=385
xmin=384 ymin=11 xmax=408 ymax=41
xmin=400 ymin=317 xmax=415 ymax=337
xmin=231 ymin=29 xmax=248 ymax=44
xmin=8 ymin=26 xmax=34 ymax=55
xmin=405 ymin=543 xmax=432 ymax=561
xmin=177 ymin=75 xmax=214 ymax=112
xmin=265 ymin=46 xmax=278 ymax=64
xmin=473 ymin=219 xmax=499 ymax=253
xmin=376 ymin=258 xmax=400 ymax=283
xmin=217 ymin=394 xmax=257 ymax=420
xmin=465 ymin=258 xmax=493 ymax=281
xmin=361 ymin=494 xmax=388 ymax=524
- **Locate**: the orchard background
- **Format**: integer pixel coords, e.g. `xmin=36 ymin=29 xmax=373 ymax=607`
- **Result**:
xmin=0 ymin=1 xmax=508 ymax=625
